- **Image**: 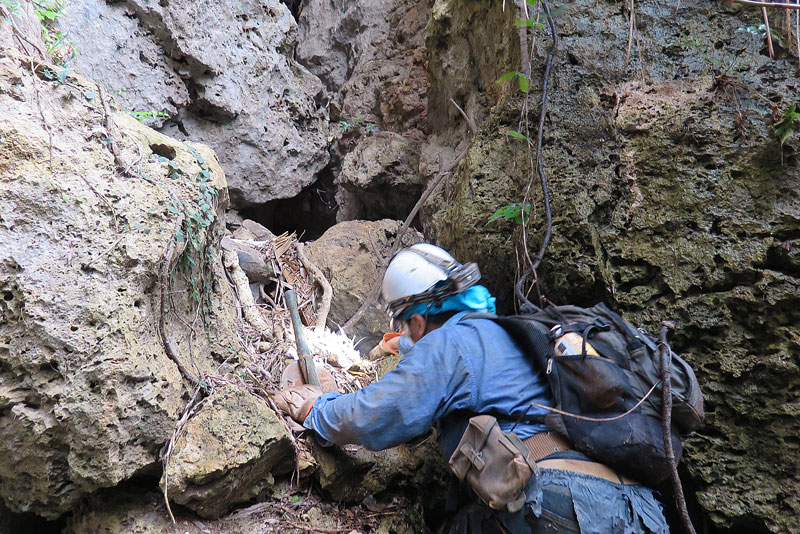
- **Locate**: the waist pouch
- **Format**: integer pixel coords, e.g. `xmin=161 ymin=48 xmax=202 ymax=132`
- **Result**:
xmin=448 ymin=415 xmax=538 ymax=513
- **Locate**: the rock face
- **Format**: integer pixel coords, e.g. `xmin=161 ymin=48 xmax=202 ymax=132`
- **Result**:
xmin=421 ymin=0 xmax=800 ymax=532
xmin=305 ymin=220 xmax=424 ymax=347
xmin=60 ymin=0 xmax=330 ymax=207
xmin=163 ymin=386 xmax=294 ymax=518
xmin=297 ymin=0 xmax=430 ymax=138
xmin=0 ymin=42 xmax=239 ymax=517
xmin=312 ymin=438 xmax=449 ymax=505
xmin=337 ymin=132 xmax=423 ymax=221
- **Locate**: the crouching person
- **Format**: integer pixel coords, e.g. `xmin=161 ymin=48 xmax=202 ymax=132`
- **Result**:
xmin=275 ymin=244 xmax=669 ymax=534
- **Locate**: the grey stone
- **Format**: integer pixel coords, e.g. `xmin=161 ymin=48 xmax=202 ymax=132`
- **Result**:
xmin=162 ymin=386 xmax=294 ymax=518
xmin=305 ymin=220 xmax=423 ymax=348
xmin=58 ymin=0 xmax=330 ymax=207
xmin=337 ymin=132 xmax=423 ymax=221
xmin=297 ymin=0 xmax=430 ymax=138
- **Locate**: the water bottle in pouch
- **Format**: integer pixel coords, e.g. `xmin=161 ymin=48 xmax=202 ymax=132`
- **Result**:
xmin=550 ymin=326 xmax=599 ymax=357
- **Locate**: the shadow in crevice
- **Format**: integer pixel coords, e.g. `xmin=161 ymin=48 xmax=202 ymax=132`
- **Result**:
xmin=239 ymin=167 xmax=338 ymax=242
xmin=0 ymin=500 xmax=66 ymax=534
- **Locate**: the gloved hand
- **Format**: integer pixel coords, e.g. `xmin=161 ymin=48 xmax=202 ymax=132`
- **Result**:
xmin=273 ymin=384 xmax=323 ymax=424
xmin=368 ymin=331 xmax=403 ymax=360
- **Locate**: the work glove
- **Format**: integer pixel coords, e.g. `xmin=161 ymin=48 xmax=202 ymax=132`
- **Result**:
xmin=273 ymin=384 xmax=322 ymax=424
xmin=368 ymin=332 xmax=402 ymax=360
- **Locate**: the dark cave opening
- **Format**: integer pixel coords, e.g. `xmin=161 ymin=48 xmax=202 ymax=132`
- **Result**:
xmin=0 ymin=501 xmax=66 ymax=534
xmin=238 ymin=168 xmax=338 ymax=242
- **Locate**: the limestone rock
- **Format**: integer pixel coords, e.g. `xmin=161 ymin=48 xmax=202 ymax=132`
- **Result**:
xmin=0 ymin=46 xmax=239 ymax=517
xmin=312 ymin=438 xmax=449 ymax=503
xmin=422 ymin=1 xmax=800 ymax=531
xmin=163 ymin=386 xmax=293 ymax=518
xmin=220 ymin=237 xmax=274 ymax=283
xmin=305 ymin=220 xmax=423 ymax=348
xmin=337 ymin=132 xmax=423 ymax=222
xmin=60 ymin=0 xmax=330 ymax=207
xmin=297 ymin=0 xmax=430 ymax=137
xmin=58 ymin=0 xmax=190 ymax=129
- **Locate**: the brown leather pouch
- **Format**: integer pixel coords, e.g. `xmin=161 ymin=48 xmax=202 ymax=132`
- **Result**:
xmin=448 ymin=415 xmax=538 ymax=513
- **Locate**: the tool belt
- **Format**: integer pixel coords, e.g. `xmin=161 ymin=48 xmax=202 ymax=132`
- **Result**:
xmin=523 ymin=432 xmax=639 ymax=485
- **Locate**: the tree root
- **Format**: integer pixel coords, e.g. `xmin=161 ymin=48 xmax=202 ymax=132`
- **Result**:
xmin=159 ymin=214 xmax=201 ymax=387
xmin=222 ymin=250 xmax=274 ymax=341
xmin=296 ymin=242 xmax=332 ymax=328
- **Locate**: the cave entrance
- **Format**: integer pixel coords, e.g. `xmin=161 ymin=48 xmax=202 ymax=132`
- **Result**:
xmin=239 ymin=168 xmax=338 ymax=242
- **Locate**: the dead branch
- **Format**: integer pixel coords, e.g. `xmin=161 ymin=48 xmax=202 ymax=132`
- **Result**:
xmin=762 ymin=6 xmax=776 ymax=58
xmin=450 ymin=98 xmax=477 ymax=135
xmin=296 ymin=242 xmax=332 ymax=328
xmin=726 ymin=0 xmax=800 ymax=8
xmin=159 ymin=214 xmax=201 ymax=386
xmin=658 ymin=322 xmax=698 ymax=534
xmin=222 ymin=250 xmax=274 ymax=341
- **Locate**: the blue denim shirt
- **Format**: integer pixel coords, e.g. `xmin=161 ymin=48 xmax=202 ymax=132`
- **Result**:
xmin=304 ymin=312 xmax=551 ymax=455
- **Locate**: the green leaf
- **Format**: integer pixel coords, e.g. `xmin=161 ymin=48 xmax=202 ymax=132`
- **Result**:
xmin=515 ymin=19 xmax=534 ymax=27
xmin=56 ymin=69 xmax=68 ymax=84
xmin=168 ymin=160 xmax=179 ymax=169
xmin=773 ymin=103 xmax=800 ymax=147
xmin=496 ymin=71 xmax=519 ymax=83
xmin=507 ymin=130 xmax=527 ymax=140
xmin=84 ymin=90 xmax=95 ymax=100
xmin=175 ymin=231 xmax=184 ymax=243
xmin=60 ymin=192 xmax=68 ymax=202
xmin=518 ymin=74 xmax=530 ymax=93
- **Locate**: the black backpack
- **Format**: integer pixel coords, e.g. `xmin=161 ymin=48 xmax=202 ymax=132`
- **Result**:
xmin=470 ymin=303 xmax=704 ymax=486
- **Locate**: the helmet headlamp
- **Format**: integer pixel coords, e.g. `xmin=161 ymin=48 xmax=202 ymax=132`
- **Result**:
xmin=384 ymin=247 xmax=482 ymax=319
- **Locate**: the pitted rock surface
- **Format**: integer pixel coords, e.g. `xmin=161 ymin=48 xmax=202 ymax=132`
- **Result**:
xmin=337 ymin=132 xmax=423 ymax=222
xmin=0 ymin=46 xmax=238 ymax=517
xmin=162 ymin=386 xmax=293 ymax=518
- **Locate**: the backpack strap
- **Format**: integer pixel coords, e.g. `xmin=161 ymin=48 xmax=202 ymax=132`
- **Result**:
xmin=461 ymin=312 xmax=553 ymax=364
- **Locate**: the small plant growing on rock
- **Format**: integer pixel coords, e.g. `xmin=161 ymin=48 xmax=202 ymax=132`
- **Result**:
xmin=124 ymin=109 xmax=171 ymax=124
xmin=337 ymin=116 xmax=378 ymax=134
xmin=487 ymin=202 xmax=531 ymax=226
xmin=33 ymin=0 xmax=76 ymax=65
xmin=167 ymin=145 xmax=219 ymax=325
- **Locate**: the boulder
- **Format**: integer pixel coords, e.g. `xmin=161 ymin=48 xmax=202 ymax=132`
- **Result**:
xmin=220 ymin=237 xmax=274 ymax=283
xmin=58 ymin=0 xmax=190 ymax=128
xmin=60 ymin=0 xmax=330 ymax=207
xmin=312 ymin=438 xmax=449 ymax=504
xmin=162 ymin=386 xmax=294 ymax=518
xmin=305 ymin=220 xmax=423 ymax=348
xmin=337 ymin=132 xmax=423 ymax=222
xmin=0 ymin=43 xmax=239 ymax=517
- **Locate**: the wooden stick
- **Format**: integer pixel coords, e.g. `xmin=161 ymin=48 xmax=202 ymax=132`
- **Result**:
xmin=658 ymin=322 xmax=698 ymax=534
xmin=763 ymin=6 xmax=776 ymax=58
xmin=726 ymin=0 xmax=800 ymax=8
xmin=296 ymin=242 xmax=332 ymax=328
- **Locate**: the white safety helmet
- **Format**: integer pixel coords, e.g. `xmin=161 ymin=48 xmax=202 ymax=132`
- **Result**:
xmin=381 ymin=243 xmax=481 ymax=320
